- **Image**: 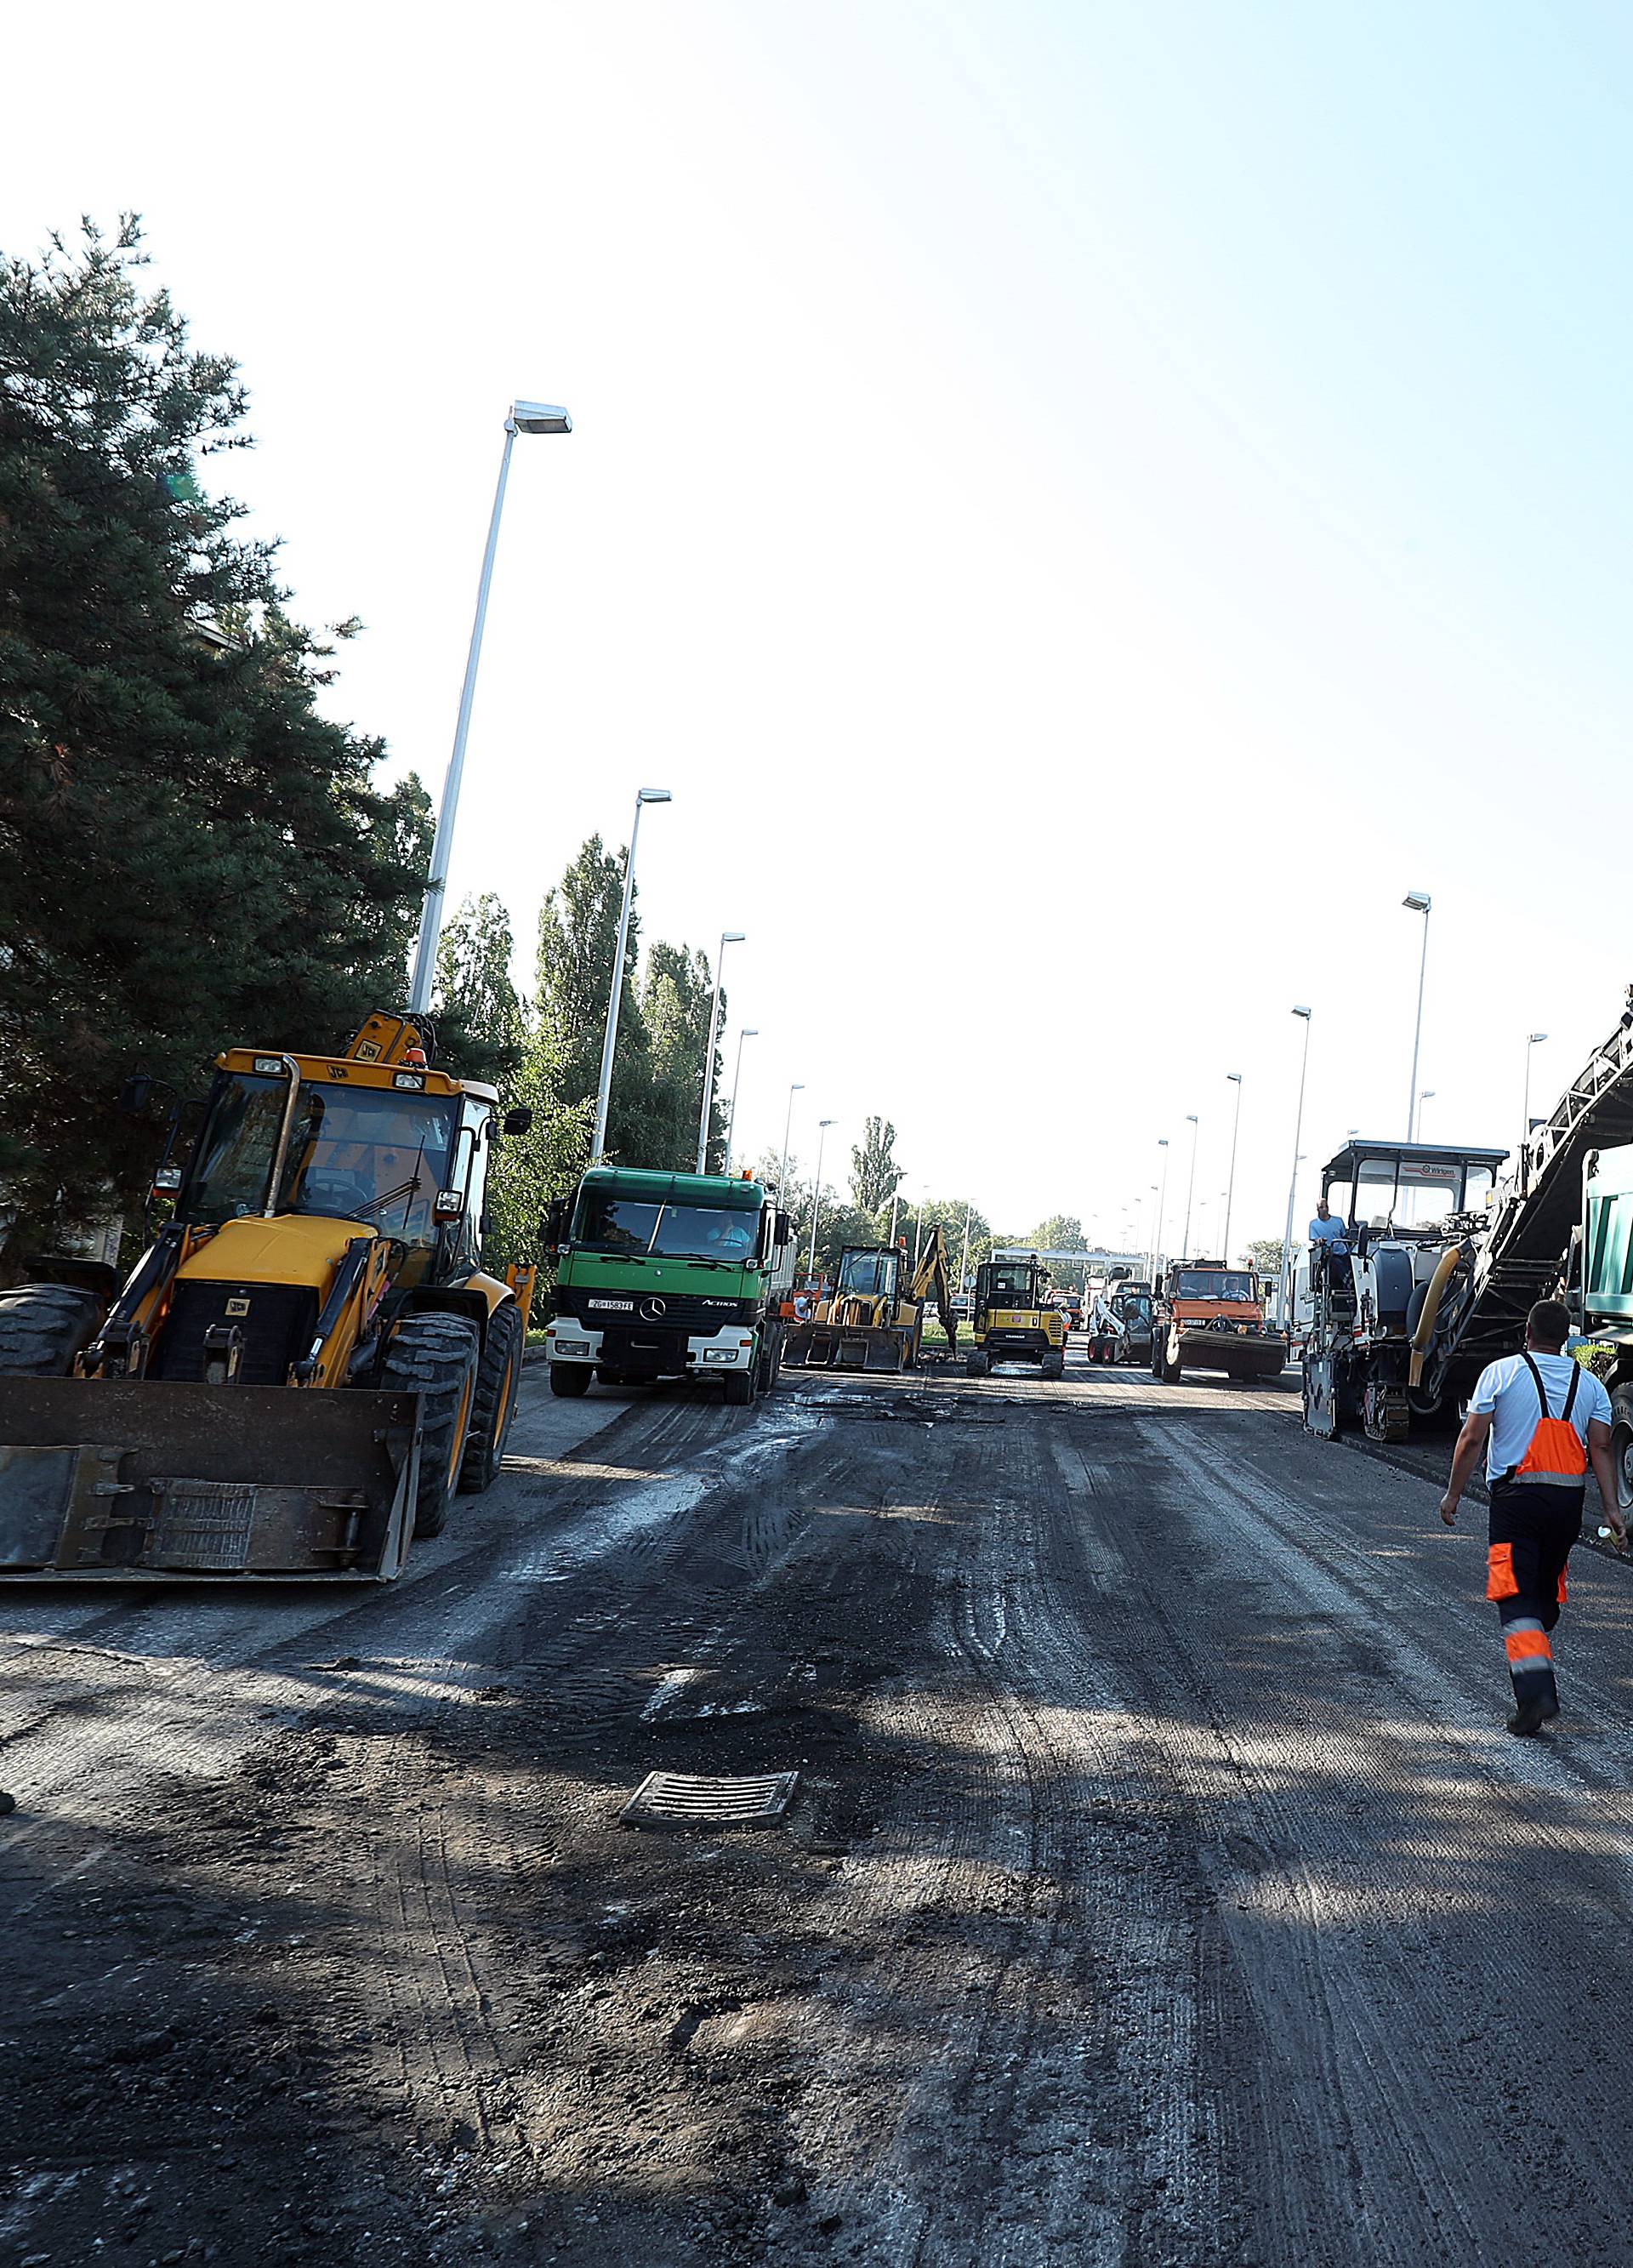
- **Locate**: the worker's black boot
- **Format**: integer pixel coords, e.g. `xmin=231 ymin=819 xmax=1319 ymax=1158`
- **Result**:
xmin=1506 ymin=1690 xmax=1560 ymax=1737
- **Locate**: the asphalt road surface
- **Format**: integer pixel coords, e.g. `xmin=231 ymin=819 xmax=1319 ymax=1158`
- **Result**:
xmin=5 ymin=1344 xmax=1633 ymax=2266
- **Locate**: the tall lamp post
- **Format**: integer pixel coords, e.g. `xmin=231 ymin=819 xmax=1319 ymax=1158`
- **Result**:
xmin=1403 ymin=890 xmax=1432 ymax=1138
xmin=696 ymin=932 xmax=746 ymax=1172
xmin=778 ymin=1083 xmax=804 ymax=1197
xmin=1146 ymin=1183 xmax=1160 ymax=1280
xmin=1222 ymin=1073 xmax=1243 ymax=1264
xmin=1417 ymin=1090 xmax=1435 ymax=1138
xmin=807 ymin=1119 xmax=836 ymax=1279
xmin=1152 ymin=1138 xmax=1171 ymax=1279
xmin=722 ymin=1029 xmax=758 ymax=1174
xmin=591 ymin=788 xmax=671 ymax=1158
xmin=409 ymin=400 xmax=572 ymax=1014
xmin=1522 ymin=1032 xmax=1548 ymax=1189
xmin=1181 ymin=1114 xmax=1200 ymax=1260
xmin=1279 ymin=1007 xmax=1313 ymax=1331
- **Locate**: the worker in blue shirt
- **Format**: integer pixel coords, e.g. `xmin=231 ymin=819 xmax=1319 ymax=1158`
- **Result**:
xmin=1309 ymin=1200 xmax=1347 ymax=1253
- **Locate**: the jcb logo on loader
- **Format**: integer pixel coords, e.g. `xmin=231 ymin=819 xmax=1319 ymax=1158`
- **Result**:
xmin=326 ymin=1064 xmax=350 ymax=1080
xmin=225 ymin=1296 xmax=252 ymax=1316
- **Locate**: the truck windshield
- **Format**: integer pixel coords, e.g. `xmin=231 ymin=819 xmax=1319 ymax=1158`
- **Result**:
xmin=1174 ymin=1270 xmax=1254 ymax=1299
xmin=572 ymin=1189 xmax=759 ymax=1262
xmin=186 ymin=1074 xmax=457 ymax=1244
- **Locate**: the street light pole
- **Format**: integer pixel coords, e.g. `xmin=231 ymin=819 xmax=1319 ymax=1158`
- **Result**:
xmin=722 ymin=1029 xmax=758 ymax=1175
xmin=1222 ymin=1073 xmax=1243 ymax=1265
xmin=807 ymin=1119 xmax=836 ymax=1279
xmin=1280 ymin=1007 xmax=1313 ymax=1332
xmin=696 ymin=932 xmax=746 ymax=1174
xmin=1153 ymin=1138 xmax=1170 ymax=1279
xmin=409 ymin=401 xmax=572 ymax=1014
xmin=1522 ymin=1032 xmax=1548 ymax=1188
xmin=1181 ymin=1114 xmax=1200 ymax=1260
xmin=778 ymin=1083 xmax=804 ymax=1197
xmin=1403 ymin=890 xmax=1433 ymax=1138
xmin=1417 ymin=1089 xmax=1435 ymax=1138
xmin=591 ymin=788 xmax=671 ymax=1159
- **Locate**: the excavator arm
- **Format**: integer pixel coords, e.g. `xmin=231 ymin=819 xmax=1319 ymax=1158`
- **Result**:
xmin=908 ymin=1225 xmax=958 ymax=1356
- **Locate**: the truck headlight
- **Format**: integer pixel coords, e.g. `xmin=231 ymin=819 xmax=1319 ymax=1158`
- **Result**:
xmin=702 ymin=1347 xmax=737 ymax=1364
xmin=555 ymin=1336 xmax=590 ymax=1355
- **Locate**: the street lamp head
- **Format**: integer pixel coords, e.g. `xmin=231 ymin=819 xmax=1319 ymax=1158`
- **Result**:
xmin=1528 ymin=1031 xmax=1548 ymax=1045
xmin=789 ymin=1081 xmax=804 ymax=1092
xmin=1158 ymin=1137 xmax=1169 ymax=1148
xmin=741 ymin=1028 xmax=759 ymax=1040
xmin=1226 ymin=1072 xmax=1243 ymax=1085
xmin=509 ymin=401 xmax=572 ymax=435
xmin=721 ymin=931 xmax=746 ymax=946
xmin=637 ymin=787 xmax=672 ymax=804
xmin=1403 ymin=890 xmax=1432 ymax=914
xmin=819 ymin=1117 xmax=836 ymax=1129
xmin=1293 ymin=1005 xmax=1312 ymax=1019
xmin=1186 ymin=1114 xmax=1199 ymax=1125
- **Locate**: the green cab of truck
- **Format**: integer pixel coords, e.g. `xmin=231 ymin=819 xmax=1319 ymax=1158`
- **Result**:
xmin=544 ymin=1166 xmax=794 ymax=1405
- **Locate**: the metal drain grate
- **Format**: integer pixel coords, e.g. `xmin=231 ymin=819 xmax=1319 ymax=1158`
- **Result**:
xmin=620 ymin=1769 xmax=799 ymax=1831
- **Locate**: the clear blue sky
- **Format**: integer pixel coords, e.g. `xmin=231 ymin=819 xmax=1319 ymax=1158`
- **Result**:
xmin=11 ymin=1 xmax=1633 ymax=1246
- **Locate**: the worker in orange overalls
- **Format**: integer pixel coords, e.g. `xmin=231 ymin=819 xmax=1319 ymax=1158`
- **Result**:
xmin=1440 ymin=1301 xmax=1623 ymax=1735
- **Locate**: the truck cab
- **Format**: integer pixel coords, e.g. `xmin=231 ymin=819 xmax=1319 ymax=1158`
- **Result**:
xmin=544 ymin=1166 xmax=793 ymax=1405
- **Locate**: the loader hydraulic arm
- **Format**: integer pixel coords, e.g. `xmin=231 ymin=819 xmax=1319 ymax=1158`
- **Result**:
xmin=908 ymin=1225 xmax=958 ymax=1353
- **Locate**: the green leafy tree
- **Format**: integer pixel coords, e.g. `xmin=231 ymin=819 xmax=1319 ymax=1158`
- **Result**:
xmin=641 ymin=942 xmax=719 ymax=1171
xmin=850 ymin=1117 xmax=904 ymax=1212
xmin=0 ymin=217 xmax=430 ymax=1261
xmin=433 ymin=891 xmax=524 ymax=1080
xmin=1243 ymin=1236 xmax=1285 ymax=1275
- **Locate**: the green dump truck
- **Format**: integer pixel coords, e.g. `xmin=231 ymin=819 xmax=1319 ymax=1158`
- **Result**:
xmin=543 ymin=1166 xmax=794 ymax=1405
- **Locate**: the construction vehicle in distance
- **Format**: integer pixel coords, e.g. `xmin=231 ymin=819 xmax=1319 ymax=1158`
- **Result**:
xmin=782 ymin=1225 xmax=956 ymax=1374
xmin=1151 ymin=1258 xmax=1287 ymax=1385
xmin=1300 ymin=1137 xmax=1508 ymax=1440
xmin=543 ymin=1165 xmax=794 ymax=1403
xmin=966 ymin=1254 xmax=1066 ymax=1378
xmin=0 ymin=1013 xmax=536 ymax=1580
xmin=1090 ymin=1279 xmax=1153 ymax=1365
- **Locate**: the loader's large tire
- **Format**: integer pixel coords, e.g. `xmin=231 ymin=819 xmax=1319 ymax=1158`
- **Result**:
xmin=458 ymin=1300 xmax=524 ymax=1495
xmin=0 ymin=1284 xmax=104 ymax=1376
xmin=1042 ymin=1351 xmax=1066 ymax=1381
xmin=381 ymin=1312 xmax=481 ymax=1539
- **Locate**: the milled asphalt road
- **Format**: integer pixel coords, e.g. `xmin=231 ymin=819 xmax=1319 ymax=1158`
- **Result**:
xmin=3 ymin=1344 xmax=1631 ymax=2265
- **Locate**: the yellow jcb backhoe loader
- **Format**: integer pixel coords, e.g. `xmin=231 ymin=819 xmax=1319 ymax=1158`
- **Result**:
xmin=782 ymin=1226 xmax=957 ymax=1373
xmin=0 ymin=1013 xmax=536 ymax=1581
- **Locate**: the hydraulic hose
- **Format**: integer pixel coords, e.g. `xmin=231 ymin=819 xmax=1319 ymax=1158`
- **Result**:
xmin=1408 ymin=1245 xmax=1465 ymax=1388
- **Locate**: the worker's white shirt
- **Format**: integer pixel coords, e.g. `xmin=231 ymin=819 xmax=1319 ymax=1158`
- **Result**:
xmin=1470 ymin=1351 xmax=1609 ymax=1482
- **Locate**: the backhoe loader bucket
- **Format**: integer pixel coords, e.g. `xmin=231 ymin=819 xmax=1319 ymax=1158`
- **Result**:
xmin=782 ymin=1324 xmax=906 ymax=1374
xmin=0 ymin=1380 xmax=420 ymax=1581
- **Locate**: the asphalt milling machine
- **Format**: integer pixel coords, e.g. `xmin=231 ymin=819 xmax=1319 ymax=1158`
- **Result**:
xmin=1300 ymin=999 xmax=1633 ymax=1444
xmin=0 ymin=1013 xmax=536 ymax=1580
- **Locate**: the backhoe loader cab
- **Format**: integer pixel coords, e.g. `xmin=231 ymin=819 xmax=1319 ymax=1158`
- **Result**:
xmin=0 ymin=1012 xmax=537 ymax=1580
xmin=966 ymin=1257 xmax=1066 ymax=1378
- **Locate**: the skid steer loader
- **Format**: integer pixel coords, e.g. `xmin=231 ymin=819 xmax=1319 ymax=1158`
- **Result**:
xmin=0 ymin=1013 xmax=536 ymax=1581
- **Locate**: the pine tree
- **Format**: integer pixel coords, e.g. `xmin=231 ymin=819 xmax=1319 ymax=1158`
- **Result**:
xmin=0 ymin=218 xmax=430 ymax=1257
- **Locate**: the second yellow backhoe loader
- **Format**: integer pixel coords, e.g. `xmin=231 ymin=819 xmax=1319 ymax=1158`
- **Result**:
xmin=0 ymin=1013 xmax=536 ymax=1581
xmin=782 ymin=1225 xmax=957 ymax=1373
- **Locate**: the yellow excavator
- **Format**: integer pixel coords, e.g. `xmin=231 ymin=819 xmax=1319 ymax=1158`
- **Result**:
xmin=0 ymin=1013 xmax=536 ymax=1581
xmin=782 ymin=1225 xmax=957 ymax=1373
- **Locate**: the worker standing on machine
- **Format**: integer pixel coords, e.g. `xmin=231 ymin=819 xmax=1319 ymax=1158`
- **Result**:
xmin=1438 ymin=1301 xmax=1623 ymax=1736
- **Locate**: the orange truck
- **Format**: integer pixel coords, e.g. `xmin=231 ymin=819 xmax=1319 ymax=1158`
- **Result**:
xmin=1150 ymin=1258 xmax=1288 ymax=1385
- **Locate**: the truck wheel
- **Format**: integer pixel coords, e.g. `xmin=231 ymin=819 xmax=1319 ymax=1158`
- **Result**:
xmin=458 ymin=1302 xmax=524 ymax=1494
xmin=0 ymin=1283 xmax=105 ymax=1376
xmin=724 ymin=1368 xmax=755 ymax=1407
xmin=1611 ymin=1387 xmax=1633 ymax=1525
xmin=1160 ymin=1333 xmax=1182 ymax=1384
xmin=382 ymin=1313 xmax=481 ymax=1539
xmin=549 ymin=1363 xmax=592 ymax=1399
